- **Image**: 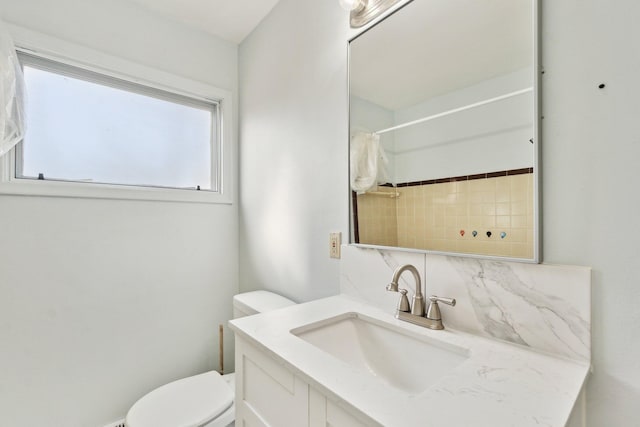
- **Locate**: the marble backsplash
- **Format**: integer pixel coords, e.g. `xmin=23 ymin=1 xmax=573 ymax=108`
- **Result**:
xmin=340 ymin=245 xmax=591 ymax=362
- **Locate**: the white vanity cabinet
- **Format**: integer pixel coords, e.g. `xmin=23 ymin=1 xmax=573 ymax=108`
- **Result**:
xmin=230 ymin=295 xmax=590 ymax=427
xmin=235 ymin=338 xmax=372 ymax=427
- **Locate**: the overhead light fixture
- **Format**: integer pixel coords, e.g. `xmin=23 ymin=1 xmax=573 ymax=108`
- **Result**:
xmin=340 ymin=0 xmax=404 ymax=28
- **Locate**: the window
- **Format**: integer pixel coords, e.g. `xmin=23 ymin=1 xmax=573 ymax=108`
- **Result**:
xmin=1 ymin=49 xmax=233 ymax=204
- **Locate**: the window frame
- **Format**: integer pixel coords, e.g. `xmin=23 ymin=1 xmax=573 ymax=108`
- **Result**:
xmin=0 ymin=32 xmax=234 ymax=205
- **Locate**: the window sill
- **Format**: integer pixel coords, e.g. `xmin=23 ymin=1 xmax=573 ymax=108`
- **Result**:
xmin=0 ymin=178 xmax=232 ymax=204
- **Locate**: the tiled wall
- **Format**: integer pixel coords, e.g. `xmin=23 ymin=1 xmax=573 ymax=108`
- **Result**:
xmin=356 ymin=171 xmax=534 ymax=258
xmin=354 ymin=187 xmax=398 ymax=246
xmin=339 ymin=245 xmax=591 ymax=363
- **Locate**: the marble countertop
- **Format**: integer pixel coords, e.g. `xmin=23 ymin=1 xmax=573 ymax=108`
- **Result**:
xmin=229 ymin=294 xmax=590 ymax=427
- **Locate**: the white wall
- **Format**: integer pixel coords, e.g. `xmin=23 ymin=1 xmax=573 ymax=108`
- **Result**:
xmin=239 ymin=0 xmax=640 ymax=425
xmin=0 ymin=0 xmax=236 ymax=88
xmin=238 ymin=0 xmax=349 ymax=302
xmin=542 ymin=1 xmax=640 ymax=425
xmin=0 ymin=1 xmax=238 ymax=426
xmin=351 ymin=69 xmax=533 ymax=184
xmin=392 ymin=68 xmax=533 ymax=182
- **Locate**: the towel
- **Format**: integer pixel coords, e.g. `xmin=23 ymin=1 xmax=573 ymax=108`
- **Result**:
xmin=350 ymin=132 xmax=389 ymax=194
xmin=0 ymin=18 xmax=26 ymax=157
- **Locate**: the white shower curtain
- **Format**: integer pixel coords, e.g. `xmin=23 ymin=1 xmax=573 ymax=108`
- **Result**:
xmin=350 ymin=131 xmax=389 ymax=194
xmin=0 ymin=18 xmax=26 ymax=157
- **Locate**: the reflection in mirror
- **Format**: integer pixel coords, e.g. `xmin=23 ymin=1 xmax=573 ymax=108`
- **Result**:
xmin=349 ymin=0 xmax=538 ymax=260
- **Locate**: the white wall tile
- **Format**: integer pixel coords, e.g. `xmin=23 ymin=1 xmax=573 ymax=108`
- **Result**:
xmin=425 ymin=255 xmax=591 ymax=361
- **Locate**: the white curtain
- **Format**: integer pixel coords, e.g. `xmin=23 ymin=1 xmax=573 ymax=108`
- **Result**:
xmin=0 ymin=18 xmax=26 ymax=157
xmin=350 ymin=131 xmax=389 ymax=194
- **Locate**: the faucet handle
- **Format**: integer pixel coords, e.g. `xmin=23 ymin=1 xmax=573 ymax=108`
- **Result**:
xmin=426 ymin=295 xmax=456 ymax=321
xmin=429 ymin=296 xmax=456 ymax=306
xmin=397 ymin=289 xmax=411 ymax=313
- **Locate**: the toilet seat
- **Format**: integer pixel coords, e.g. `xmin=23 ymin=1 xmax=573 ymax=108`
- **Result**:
xmin=126 ymin=371 xmax=234 ymax=427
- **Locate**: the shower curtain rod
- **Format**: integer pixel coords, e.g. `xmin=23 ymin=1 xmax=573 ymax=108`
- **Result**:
xmin=375 ymin=87 xmax=534 ymax=135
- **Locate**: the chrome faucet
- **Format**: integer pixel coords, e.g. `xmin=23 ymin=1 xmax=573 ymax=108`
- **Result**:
xmin=387 ymin=264 xmax=456 ymax=330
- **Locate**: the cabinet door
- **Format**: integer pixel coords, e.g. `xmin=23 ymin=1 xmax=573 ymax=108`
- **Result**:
xmin=309 ymin=388 xmax=373 ymax=427
xmin=236 ymin=338 xmax=309 ymax=427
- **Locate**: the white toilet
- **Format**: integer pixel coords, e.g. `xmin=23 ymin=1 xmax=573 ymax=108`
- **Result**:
xmin=125 ymin=291 xmax=296 ymax=427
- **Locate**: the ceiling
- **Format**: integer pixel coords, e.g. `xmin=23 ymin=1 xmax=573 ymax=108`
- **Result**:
xmin=350 ymin=0 xmax=533 ymax=111
xmin=126 ymin=0 xmax=281 ymax=43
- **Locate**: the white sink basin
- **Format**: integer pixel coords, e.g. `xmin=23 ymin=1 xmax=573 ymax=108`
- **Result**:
xmin=291 ymin=312 xmax=469 ymax=394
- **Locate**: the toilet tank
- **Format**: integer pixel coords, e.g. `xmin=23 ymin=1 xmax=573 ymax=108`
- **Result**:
xmin=232 ymin=290 xmax=295 ymax=318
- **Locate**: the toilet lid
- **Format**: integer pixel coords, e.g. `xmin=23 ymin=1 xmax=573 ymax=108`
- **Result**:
xmin=126 ymin=371 xmax=233 ymax=427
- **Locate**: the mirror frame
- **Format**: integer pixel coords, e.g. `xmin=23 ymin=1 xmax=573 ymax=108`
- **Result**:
xmin=347 ymin=0 xmax=541 ymax=263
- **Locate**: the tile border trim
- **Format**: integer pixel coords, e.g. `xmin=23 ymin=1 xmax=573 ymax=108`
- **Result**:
xmin=389 ymin=168 xmax=533 ymax=188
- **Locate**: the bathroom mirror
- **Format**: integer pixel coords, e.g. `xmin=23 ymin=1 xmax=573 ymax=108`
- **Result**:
xmin=349 ymin=0 xmax=539 ymax=261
